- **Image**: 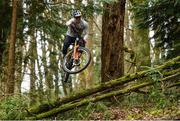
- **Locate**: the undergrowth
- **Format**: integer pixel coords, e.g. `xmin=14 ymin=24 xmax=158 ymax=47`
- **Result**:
xmin=0 ymin=68 xmax=179 ymax=120
xmin=0 ymin=95 xmax=30 ymax=120
xmin=56 ymin=83 xmax=179 ymax=120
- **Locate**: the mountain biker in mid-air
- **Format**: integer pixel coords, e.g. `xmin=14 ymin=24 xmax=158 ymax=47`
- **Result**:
xmin=62 ymin=10 xmax=89 ymax=58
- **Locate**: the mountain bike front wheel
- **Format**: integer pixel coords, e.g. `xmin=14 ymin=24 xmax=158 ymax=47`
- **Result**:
xmin=62 ymin=47 xmax=91 ymax=74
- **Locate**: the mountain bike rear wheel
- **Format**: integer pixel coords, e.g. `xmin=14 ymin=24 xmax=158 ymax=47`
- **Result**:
xmin=62 ymin=47 xmax=91 ymax=74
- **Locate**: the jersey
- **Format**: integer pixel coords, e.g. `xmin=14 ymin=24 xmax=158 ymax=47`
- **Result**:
xmin=66 ymin=18 xmax=88 ymax=40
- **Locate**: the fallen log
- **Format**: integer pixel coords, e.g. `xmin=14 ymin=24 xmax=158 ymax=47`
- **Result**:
xmin=26 ymin=72 xmax=180 ymax=119
xmin=27 ymin=56 xmax=180 ymax=115
xmin=167 ymin=81 xmax=180 ymax=88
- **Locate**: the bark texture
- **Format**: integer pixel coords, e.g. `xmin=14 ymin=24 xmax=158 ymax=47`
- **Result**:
xmin=0 ymin=0 xmax=10 ymax=66
xmin=102 ymin=0 xmax=126 ymax=82
xmin=131 ymin=0 xmax=151 ymax=71
xmin=6 ymin=0 xmax=18 ymax=95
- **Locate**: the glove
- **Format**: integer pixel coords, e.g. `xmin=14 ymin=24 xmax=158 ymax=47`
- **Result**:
xmin=83 ymin=39 xmax=87 ymax=44
xmin=78 ymin=39 xmax=86 ymax=47
xmin=70 ymin=22 xmax=76 ymax=28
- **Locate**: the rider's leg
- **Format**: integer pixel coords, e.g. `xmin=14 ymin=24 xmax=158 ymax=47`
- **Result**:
xmin=78 ymin=39 xmax=86 ymax=47
xmin=62 ymin=35 xmax=75 ymax=57
xmin=62 ymin=35 xmax=76 ymax=69
xmin=78 ymin=39 xmax=86 ymax=56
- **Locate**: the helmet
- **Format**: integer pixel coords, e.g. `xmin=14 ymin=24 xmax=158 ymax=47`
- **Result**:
xmin=72 ymin=10 xmax=81 ymax=17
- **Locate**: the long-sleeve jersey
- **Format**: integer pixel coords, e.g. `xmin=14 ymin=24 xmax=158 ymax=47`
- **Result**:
xmin=66 ymin=18 xmax=88 ymax=40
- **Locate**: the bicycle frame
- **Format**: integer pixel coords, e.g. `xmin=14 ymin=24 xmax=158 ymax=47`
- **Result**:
xmin=73 ymin=38 xmax=80 ymax=61
xmin=62 ymin=37 xmax=91 ymax=74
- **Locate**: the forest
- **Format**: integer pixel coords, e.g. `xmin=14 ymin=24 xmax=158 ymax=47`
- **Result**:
xmin=0 ymin=0 xmax=179 ymax=120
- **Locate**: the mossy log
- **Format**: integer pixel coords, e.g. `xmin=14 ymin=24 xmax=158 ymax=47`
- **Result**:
xmin=26 ymin=72 xmax=180 ymax=120
xmin=27 ymin=56 xmax=180 ymax=115
xmin=167 ymin=81 xmax=180 ymax=88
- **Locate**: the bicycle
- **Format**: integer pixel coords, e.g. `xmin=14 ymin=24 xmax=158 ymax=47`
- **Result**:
xmin=62 ymin=35 xmax=91 ymax=82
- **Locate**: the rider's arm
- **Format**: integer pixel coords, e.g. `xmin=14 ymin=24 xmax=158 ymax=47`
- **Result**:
xmin=66 ymin=18 xmax=78 ymax=34
xmin=82 ymin=21 xmax=88 ymax=42
xmin=66 ymin=18 xmax=74 ymax=26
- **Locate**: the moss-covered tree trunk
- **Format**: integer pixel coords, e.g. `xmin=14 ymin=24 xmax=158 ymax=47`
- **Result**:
xmin=36 ymin=33 xmax=44 ymax=103
xmin=46 ymin=41 xmax=55 ymax=99
xmin=14 ymin=28 xmax=23 ymax=94
xmin=14 ymin=1 xmax=24 ymax=94
xmin=53 ymin=44 xmax=61 ymax=98
xmin=42 ymin=34 xmax=54 ymax=99
xmin=131 ymin=0 xmax=151 ymax=71
xmin=27 ymin=70 xmax=180 ymax=119
xmin=133 ymin=24 xmax=150 ymax=71
xmin=101 ymin=0 xmax=125 ymax=82
xmin=86 ymin=9 xmax=94 ymax=88
xmin=124 ymin=0 xmax=136 ymax=74
xmin=29 ymin=29 xmax=38 ymax=105
xmin=27 ymin=56 xmax=180 ymax=115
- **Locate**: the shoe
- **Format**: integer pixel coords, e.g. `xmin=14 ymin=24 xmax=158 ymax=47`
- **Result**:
xmin=66 ymin=59 xmax=73 ymax=69
xmin=74 ymin=59 xmax=80 ymax=66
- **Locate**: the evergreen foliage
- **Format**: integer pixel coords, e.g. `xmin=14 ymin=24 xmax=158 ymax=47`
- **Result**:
xmin=132 ymin=0 xmax=180 ymax=60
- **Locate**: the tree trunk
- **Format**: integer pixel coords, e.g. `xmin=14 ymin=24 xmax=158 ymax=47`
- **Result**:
xmin=53 ymin=45 xmax=60 ymax=98
xmin=6 ymin=0 xmax=18 ymax=95
xmin=85 ymin=18 xmax=94 ymax=87
xmin=154 ymin=45 xmax=161 ymax=65
xmin=133 ymin=28 xmax=150 ymax=71
xmin=131 ymin=0 xmax=151 ymax=71
xmin=0 ymin=0 xmax=10 ymax=66
xmin=101 ymin=0 xmax=126 ymax=82
xmin=37 ymin=35 xmax=44 ymax=103
xmin=27 ymin=56 xmax=180 ymax=115
xmin=14 ymin=1 xmax=24 ymax=94
xmin=85 ymin=0 xmax=95 ymax=87
xmin=124 ymin=0 xmax=135 ymax=74
xmin=0 ymin=0 xmax=5 ymax=66
xmin=46 ymin=42 xmax=55 ymax=99
xmin=29 ymin=30 xmax=38 ymax=105
xmin=27 ymin=71 xmax=180 ymax=119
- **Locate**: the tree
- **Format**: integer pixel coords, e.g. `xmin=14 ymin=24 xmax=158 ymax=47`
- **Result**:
xmin=28 ymin=28 xmax=39 ymax=104
xmin=6 ymin=0 xmax=18 ymax=95
xmin=0 ymin=0 xmax=11 ymax=66
xmin=132 ymin=0 xmax=180 ymax=63
xmin=131 ymin=0 xmax=151 ymax=71
xmin=0 ymin=0 xmax=12 ymax=96
xmin=101 ymin=0 xmax=126 ymax=82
